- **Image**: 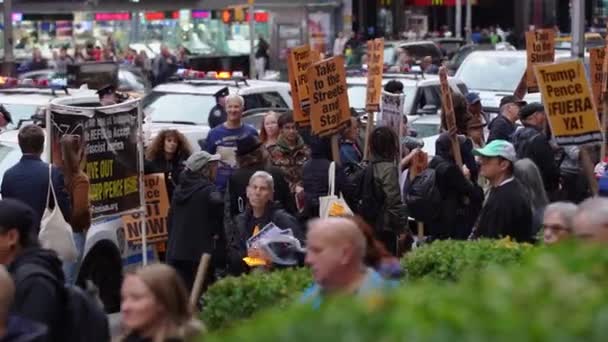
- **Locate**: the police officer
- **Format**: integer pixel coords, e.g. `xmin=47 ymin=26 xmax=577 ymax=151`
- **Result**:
xmin=97 ymin=84 xmax=128 ymax=106
xmin=208 ymin=87 xmax=229 ymax=129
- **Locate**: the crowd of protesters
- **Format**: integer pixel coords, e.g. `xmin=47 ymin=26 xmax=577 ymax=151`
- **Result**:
xmin=1 ymin=43 xmax=608 ymax=341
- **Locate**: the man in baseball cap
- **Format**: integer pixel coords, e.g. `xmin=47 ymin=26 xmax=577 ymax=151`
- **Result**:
xmin=472 ymin=139 xmax=534 ymax=243
xmin=487 ymin=95 xmax=527 ymax=144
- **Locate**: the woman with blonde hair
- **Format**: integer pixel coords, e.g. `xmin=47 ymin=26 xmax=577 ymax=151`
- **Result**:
xmin=60 ymin=134 xmax=91 ymax=284
xmin=119 ymin=264 xmax=204 ymax=342
xmin=259 ymin=111 xmax=280 ymax=150
xmin=145 ymin=129 xmax=192 ymax=200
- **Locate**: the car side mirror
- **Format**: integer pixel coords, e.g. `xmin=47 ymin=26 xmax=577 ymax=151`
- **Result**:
xmin=419 ymin=104 xmax=438 ymax=115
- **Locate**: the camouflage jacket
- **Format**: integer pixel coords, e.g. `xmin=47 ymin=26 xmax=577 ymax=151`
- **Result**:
xmin=268 ymin=136 xmax=311 ymax=191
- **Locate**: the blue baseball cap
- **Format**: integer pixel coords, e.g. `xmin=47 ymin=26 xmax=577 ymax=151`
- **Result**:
xmin=465 ymin=92 xmax=481 ymax=105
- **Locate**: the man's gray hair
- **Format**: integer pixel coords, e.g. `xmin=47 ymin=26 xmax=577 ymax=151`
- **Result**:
xmin=575 ymin=197 xmax=608 ymax=227
xmin=225 ymin=94 xmax=245 ymax=108
xmin=249 ymin=170 xmax=274 ymax=192
xmin=544 ymin=202 xmax=579 ymax=230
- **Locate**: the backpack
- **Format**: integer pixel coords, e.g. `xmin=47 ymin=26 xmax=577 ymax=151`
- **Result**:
xmin=405 ymin=168 xmax=442 ymax=223
xmin=15 ymin=264 xmax=109 ymax=342
xmin=350 ymin=162 xmax=385 ymax=226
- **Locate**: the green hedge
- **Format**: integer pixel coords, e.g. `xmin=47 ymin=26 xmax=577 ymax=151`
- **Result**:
xmin=201 ymin=267 xmax=312 ymax=330
xmin=205 ymin=242 xmax=608 ymax=341
xmin=403 ymin=238 xmax=533 ymax=281
xmin=201 ymin=239 xmax=531 ymax=331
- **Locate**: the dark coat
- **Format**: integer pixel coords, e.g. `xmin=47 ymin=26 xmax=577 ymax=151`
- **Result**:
xmin=207 ymin=104 xmax=227 ymax=129
xmin=8 ymin=248 xmax=65 ymax=342
xmin=487 ymin=115 xmax=516 ymax=143
xmin=428 ymin=155 xmax=484 ymax=240
xmin=144 ymin=153 xmax=189 ymax=201
xmin=226 ymin=164 xmax=295 ymax=218
xmin=512 ymin=125 xmax=561 ymax=194
xmin=166 ymin=171 xmax=223 ymax=262
xmin=1 ymin=316 xmax=48 ymax=342
xmin=227 ymin=203 xmax=303 ymax=274
xmin=301 ymin=158 xmax=355 ymax=219
xmin=1 ymin=155 xmax=71 ymax=230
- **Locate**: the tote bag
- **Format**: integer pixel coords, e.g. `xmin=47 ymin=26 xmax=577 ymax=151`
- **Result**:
xmin=319 ymin=162 xmax=353 ymax=218
xmin=39 ymin=164 xmax=78 ymax=262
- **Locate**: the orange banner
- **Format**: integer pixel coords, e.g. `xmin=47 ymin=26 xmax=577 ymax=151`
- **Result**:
xmin=525 ymin=29 xmax=556 ymax=93
xmin=365 ymin=38 xmax=384 ymax=112
xmin=287 ymin=45 xmax=314 ymax=126
xmin=123 ymin=173 xmax=170 ymax=245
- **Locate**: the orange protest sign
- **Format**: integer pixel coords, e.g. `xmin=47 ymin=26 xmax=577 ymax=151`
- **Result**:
xmin=310 ymin=49 xmax=322 ymax=63
xmin=307 ymin=56 xmax=351 ymax=137
xmin=525 ymin=29 xmax=556 ymax=93
xmin=589 ymin=47 xmax=605 ymax=113
xmin=123 ymin=173 xmax=170 ymax=245
xmin=287 ymin=45 xmax=314 ymax=126
xmin=439 ymin=66 xmax=462 ymax=167
xmin=365 ymin=38 xmax=384 ymax=112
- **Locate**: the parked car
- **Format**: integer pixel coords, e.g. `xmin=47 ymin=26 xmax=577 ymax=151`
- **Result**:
xmin=398 ymin=41 xmax=444 ymax=65
xmin=446 ymin=43 xmax=515 ymax=75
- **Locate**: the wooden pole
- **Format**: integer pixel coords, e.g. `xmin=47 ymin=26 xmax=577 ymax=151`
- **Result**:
xmin=439 ymin=66 xmax=463 ymax=168
xmin=581 ymin=146 xmax=599 ymax=196
xmin=189 ymin=253 xmax=212 ymax=312
xmin=331 ymin=134 xmax=341 ymax=166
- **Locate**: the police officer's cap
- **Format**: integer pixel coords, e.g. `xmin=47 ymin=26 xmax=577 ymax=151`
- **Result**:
xmin=97 ymin=84 xmax=117 ymax=97
xmin=214 ymin=87 xmax=229 ymax=98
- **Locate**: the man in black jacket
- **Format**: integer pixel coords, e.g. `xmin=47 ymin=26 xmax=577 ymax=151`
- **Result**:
xmin=167 ymin=151 xmax=223 ymax=290
xmin=0 ymin=199 xmax=64 ymax=341
xmin=511 ymin=103 xmax=561 ymax=198
xmin=472 ymin=140 xmax=534 ymax=242
xmin=487 ymin=95 xmax=526 ymax=143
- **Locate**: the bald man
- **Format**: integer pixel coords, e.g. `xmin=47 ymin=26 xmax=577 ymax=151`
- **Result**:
xmin=300 ymin=218 xmax=394 ymax=307
xmin=0 ymin=266 xmax=47 ymax=341
xmin=572 ymin=198 xmax=608 ymax=243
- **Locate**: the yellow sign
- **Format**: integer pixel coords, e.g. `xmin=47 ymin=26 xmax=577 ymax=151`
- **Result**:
xmin=525 ymin=29 xmax=556 ymax=93
xmin=287 ymin=45 xmax=313 ymax=126
xmin=365 ymin=38 xmax=384 ymax=112
xmin=534 ymin=60 xmax=603 ymax=146
xmin=589 ymin=47 xmax=605 ymax=113
xmin=123 ymin=173 xmax=170 ymax=245
xmin=307 ymin=56 xmax=351 ymax=137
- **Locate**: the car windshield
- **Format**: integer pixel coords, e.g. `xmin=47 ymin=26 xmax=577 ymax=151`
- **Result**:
xmin=0 ymin=144 xmax=22 ymax=188
xmin=2 ymin=104 xmax=40 ymax=129
xmin=142 ymin=92 xmax=216 ymax=125
xmin=458 ymin=54 xmax=525 ymax=92
xmin=348 ymin=85 xmax=416 ymax=111
xmin=410 ymin=121 xmax=440 ymax=138
xmin=384 ymin=46 xmax=396 ymax=65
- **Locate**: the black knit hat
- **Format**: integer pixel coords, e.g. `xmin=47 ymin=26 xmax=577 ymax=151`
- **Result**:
xmin=0 ymin=199 xmax=37 ymax=246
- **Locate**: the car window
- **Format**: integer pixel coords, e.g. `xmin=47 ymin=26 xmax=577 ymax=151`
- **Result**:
xmin=2 ymin=104 xmax=41 ymax=129
xmin=410 ymin=122 xmax=440 ymax=139
xmin=0 ymin=144 xmax=22 ymax=190
xmin=142 ymin=92 xmax=216 ymax=125
xmin=403 ymin=44 xmax=441 ymax=61
xmin=257 ymin=92 xmax=288 ymax=108
xmin=457 ymin=54 xmax=525 ymax=92
xmin=348 ymin=85 xmax=416 ymax=111
xmin=118 ymin=70 xmax=145 ymax=92
xmin=384 ymin=46 xmax=396 ymax=65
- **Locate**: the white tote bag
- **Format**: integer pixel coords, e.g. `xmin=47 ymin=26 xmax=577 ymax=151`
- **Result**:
xmin=319 ymin=162 xmax=353 ymax=218
xmin=39 ymin=165 xmax=78 ymax=262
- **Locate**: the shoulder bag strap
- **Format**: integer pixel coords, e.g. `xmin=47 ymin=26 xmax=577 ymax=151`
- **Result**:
xmin=47 ymin=164 xmax=58 ymax=209
xmin=328 ymin=161 xmax=336 ymax=196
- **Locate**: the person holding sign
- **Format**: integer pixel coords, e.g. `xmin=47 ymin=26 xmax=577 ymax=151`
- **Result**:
xmin=205 ymin=94 xmax=259 ymax=192
xmin=511 ymin=103 xmax=561 ymax=199
xmin=167 ymin=151 xmax=223 ymax=291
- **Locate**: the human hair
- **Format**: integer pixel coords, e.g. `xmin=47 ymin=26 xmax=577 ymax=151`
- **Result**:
xmin=384 ymin=80 xmax=404 ymax=94
xmin=0 ymin=199 xmax=38 ymax=248
xmin=259 ymin=111 xmax=279 ymax=143
xmin=278 ymin=111 xmax=295 ymax=129
xmin=18 ymin=124 xmax=44 ymax=154
xmin=544 ymin=202 xmax=578 ymax=231
xmin=514 ymin=158 xmax=549 ymax=210
xmin=225 ymin=94 xmax=244 ymax=108
xmin=441 ymin=92 xmax=471 ymax=134
xmin=249 ymin=171 xmax=274 ymax=192
xmin=122 ymin=264 xmax=203 ymax=342
xmin=575 ymin=197 xmax=608 ymax=228
xmin=369 ymin=126 xmax=399 ymax=160
xmin=60 ymin=135 xmax=85 ymax=184
xmin=0 ymin=266 xmax=14 ymax=321
xmin=236 ymin=147 xmax=265 ymax=168
xmin=349 ymin=216 xmax=392 ymax=269
xmin=145 ymin=129 xmax=192 ymax=161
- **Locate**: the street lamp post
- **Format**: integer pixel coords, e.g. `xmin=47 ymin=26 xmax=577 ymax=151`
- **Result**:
xmin=2 ymin=0 xmax=15 ymax=76
xmin=571 ymin=0 xmax=585 ymax=59
xmin=249 ymin=0 xmax=256 ymax=79
xmin=455 ymin=0 xmax=462 ymax=39
xmin=465 ymin=0 xmax=472 ymax=43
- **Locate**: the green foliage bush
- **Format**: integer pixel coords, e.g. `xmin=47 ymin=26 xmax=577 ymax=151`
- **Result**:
xmin=205 ymin=242 xmax=608 ymax=341
xmin=403 ymin=238 xmax=533 ymax=281
xmin=200 ymin=267 xmax=312 ymax=330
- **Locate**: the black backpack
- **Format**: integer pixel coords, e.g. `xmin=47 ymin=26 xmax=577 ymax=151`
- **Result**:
xmin=351 ymin=162 xmax=385 ymax=227
xmin=405 ymin=168 xmax=442 ymax=223
xmin=15 ymin=264 xmax=110 ymax=342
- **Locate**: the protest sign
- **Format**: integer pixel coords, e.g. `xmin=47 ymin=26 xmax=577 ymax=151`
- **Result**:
xmin=365 ymin=38 xmax=384 ymax=112
xmin=123 ymin=173 xmax=170 ymax=245
xmin=288 ymin=45 xmax=314 ymax=126
xmin=525 ymin=29 xmax=556 ymax=92
xmin=49 ymin=98 xmax=142 ymax=219
xmin=307 ymin=56 xmax=351 ymax=137
xmin=380 ymin=90 xmax=405 ymax=155
xmin=589 ymin=47 xmax=605 ymax=113
xmin=439 ymin=66 xmax=462 ymax=167
xmin=534 ymin=60 xmax=603 ymax=146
